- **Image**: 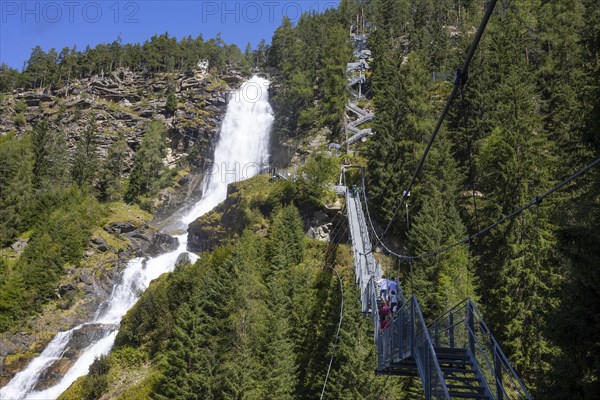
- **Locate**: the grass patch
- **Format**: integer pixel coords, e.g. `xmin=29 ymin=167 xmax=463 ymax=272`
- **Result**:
xmin=103 ymin=202 xmax=152 ymax=227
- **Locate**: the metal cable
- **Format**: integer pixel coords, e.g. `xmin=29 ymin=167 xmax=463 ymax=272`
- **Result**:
xmin=320 ymin=264 xmax=345 ymax=400
xmin=380 ymin=0 xmax=498 ymax=238
xmin=360 ymin=155 xmax=600 ymax=260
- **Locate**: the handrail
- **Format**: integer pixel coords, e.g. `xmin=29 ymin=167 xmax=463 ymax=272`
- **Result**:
xmin=427 ymin=298 xmax=532 ymax=400
xmin=467 ymin=300 xmax=531 ymax=399
xmin=465 ymin=323 xmax=508 ymax=400
xmin=428 ymin=298 xmax=469 ymax=326
xmin=411 ymin=295 xmax=451 ymax=399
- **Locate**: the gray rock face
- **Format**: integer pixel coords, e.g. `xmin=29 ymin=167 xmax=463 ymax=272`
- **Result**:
xmin=105 ymin=222 xmax=137 ymax=234
xmin=57 ymin=284 xmax=76 ymax=297
xmin=145 ymin=232 xmax=179 ymax=257
xmin=10 ymin=238 xmax=29 ymax=255
xmin=33 ymin=323 xmax=117 ymax=391
xmin=1 ymin=69 xmax=232 ymax=200
xmin=175 ymin=252 xmax=191 ymax=269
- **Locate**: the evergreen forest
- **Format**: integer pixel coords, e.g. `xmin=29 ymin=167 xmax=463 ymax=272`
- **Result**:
xmin=1 ymin=0 xmax=599 ymax=399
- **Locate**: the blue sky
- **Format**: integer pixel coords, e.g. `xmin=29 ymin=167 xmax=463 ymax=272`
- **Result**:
xmin=0 ymin=0 xmax=340 ymax=70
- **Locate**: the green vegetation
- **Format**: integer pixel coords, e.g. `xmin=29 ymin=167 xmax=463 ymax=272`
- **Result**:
xmin=0 ymin=33 xmax=253 ymax=91
xmin=124 ymin=120 xmax=169 ymax=206
xmin=268 ymin=11 xmax=352 ymax=141
xmin=0 ymin=189 xmax=105 ymax=330
xmin=71 ymin=117 xmax=100 ymax=188
xmin=296 ymin=153 xmax=340 ymax=207
xmin=362 ymin=0 xmax=600 ymax=396
xmin=165 ymin=92 xmax=177 ymax=115
xmin=3 ymin=1 xmax=599 ymax=398
xmin=62 ymin=193 xmax=400 ymax=399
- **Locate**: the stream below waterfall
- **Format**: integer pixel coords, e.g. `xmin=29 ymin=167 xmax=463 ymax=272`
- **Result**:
xmin=0 ymin=75 xmax=273 ymax=400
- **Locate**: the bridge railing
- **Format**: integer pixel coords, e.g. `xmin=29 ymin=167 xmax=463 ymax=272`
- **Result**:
xmin=376 ymin=293 xmax=450 ymax=399
xmin=346 ymin=191 xmax=374 ymax=313
xmin=410 ymin=295 xmax=452 ymax=400
xmin=428 ymin=299 xmax=532 ymax=400
xmin=377 ymin=289 xmax=407 ymax=370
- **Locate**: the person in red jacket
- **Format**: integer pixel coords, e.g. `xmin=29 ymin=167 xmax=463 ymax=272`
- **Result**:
xmin=379 ymin=300 xmax=390 ymax=330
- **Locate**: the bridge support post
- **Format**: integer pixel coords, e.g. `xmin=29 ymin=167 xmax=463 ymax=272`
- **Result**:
xmin=468 ymin=304 xmax=475 ymax=356
xmin=494 ymin=342 xmax=504 ymax=400
xmin=425 ymin=348 xmax=431 ymax=400
xmin=449 ymin=312 xmax=455 ymax=348
xmin=410 ymin=299 xmax=416 ymax=356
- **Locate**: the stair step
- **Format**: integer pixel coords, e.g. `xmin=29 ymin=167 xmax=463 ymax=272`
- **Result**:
xmin=444 ymin=376 xmax=482 ymax=383
xmin=436 ymin=352 xmax=470 ymax=359
xmin=447 ymin=392 xmax=490 ymax=399
xmin=434 ymin=347 xmax=468 ymax=354
xmin=440 ymin=367 xmax=479 ymax=374
xmin=438 ymin=361 xmax=474 ymax=368
xmin=375 ymin=368 xmax=419 ymax=377
xmin=446 ymin=384 xmax=486 ymax=392
xmin=432 ymin=390 xmax=490 ymax=399
xmin=438 ymin=357 xmax=471 ymax=363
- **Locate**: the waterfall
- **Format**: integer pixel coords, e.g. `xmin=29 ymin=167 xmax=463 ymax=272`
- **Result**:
xmin=0 ymin=76 xmax=274 ymax=400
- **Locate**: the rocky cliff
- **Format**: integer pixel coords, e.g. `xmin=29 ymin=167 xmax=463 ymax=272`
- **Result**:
xmin=0 ymin=68 xmax=242 ymax=207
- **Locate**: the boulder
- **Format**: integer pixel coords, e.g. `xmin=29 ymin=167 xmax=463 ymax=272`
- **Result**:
xmin=144 ymin=232 xmax=179 ymax=257
xmin=10 ymin=238 xmax=29 ymax=255
xmin=175 ymin=252 xmax=191 ymax=269
xmin=118 ymin=98 xmax=132 ymax=107
xmin=90 ymin=237 xmax=110 ymax=252
xmin=105 ymin=221 xmax=137 ymax=234
xmin=57 ymin=284 xmax=76 ymax=297
xmin=80 ymin=271 xmax=93 ymax=285
xmin=65 ymin=98 xmax=93 ymax=109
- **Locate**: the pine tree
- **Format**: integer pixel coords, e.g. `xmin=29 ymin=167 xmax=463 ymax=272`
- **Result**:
xmin=125 ymin=120 xmax=167 ymax=203
xmin=259 ymin=274 xmax=298 ymax=399
xmin=367 ymin=50 xmax=435 ymax=228
xmin=98 ymin=131 xmax=129 ymax=201
xmin=408 ymin=138 xmax=473 ymax=316
xmin=71 ymin=116 xmax=100 ymax=188
xmin=166 ymin=92 xmax=177 ymax=115
xmin=214 ymin=232 xmax=268 ymax=400
xmin=541 ymin=0 xmax=600 ymax=396
xmin=267 ymin=206 xmax=305 ymax=272
xmin=475 ymin=6 xmax=559 ymax=381
xmin=0 ymin=132 xmax=34 ymax=245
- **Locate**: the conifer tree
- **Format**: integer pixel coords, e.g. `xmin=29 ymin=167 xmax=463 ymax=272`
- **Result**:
xmin=98 ymin=131 xmax=129 ymax=201
xmin=367 ymin=50 xmax=435 ymax=227
xmin=260 ymin=274 xmax=298 ymax=399
xmin=0 ymin=133 xmax=34 ymax=244
xmin=125 ymin=120 xmax=167 ymax=203
xmin=267 ymin=206 xmax=305 ymax=272
xmin=475 ymin=5 xmax=559 ymax=381
xmin=71 ymin=116 xmax=100 ymax=188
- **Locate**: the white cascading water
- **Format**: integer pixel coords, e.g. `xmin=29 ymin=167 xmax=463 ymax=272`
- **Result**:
xmin=0 ymin=76 xmax=273 ymax=400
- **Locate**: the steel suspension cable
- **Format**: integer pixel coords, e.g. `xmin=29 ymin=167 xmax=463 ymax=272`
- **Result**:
xmin=380 ymin=0 xmax=498 ymax=239
xmin=319 ymin=264 xmax=345 ymax=400
xmin=361 ymin=155 xmax=600 ymax=261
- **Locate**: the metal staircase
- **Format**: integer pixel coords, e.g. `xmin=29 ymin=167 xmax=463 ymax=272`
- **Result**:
xmin=342 ymin=184 xmax=532 ymax=400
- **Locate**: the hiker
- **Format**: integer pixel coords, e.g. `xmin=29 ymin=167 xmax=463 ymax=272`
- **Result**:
xmin=381 ymin=314 xmax=390 ymax=330
xmin=387 ymin=277 xmax=398 ymax=301
xmin=379 ymin=275 xmax=388 ymax=299
xmin=378 ymin=300 xmax=389 ymax=328
xmin=390 ymin=290 xmax=398 ymax=314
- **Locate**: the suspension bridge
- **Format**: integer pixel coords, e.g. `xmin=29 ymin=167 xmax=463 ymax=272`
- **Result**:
xmin=320 ymin=1 xmax=600 ymax=398
xmin=336 ymin=168 xmax=531 ymax=400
